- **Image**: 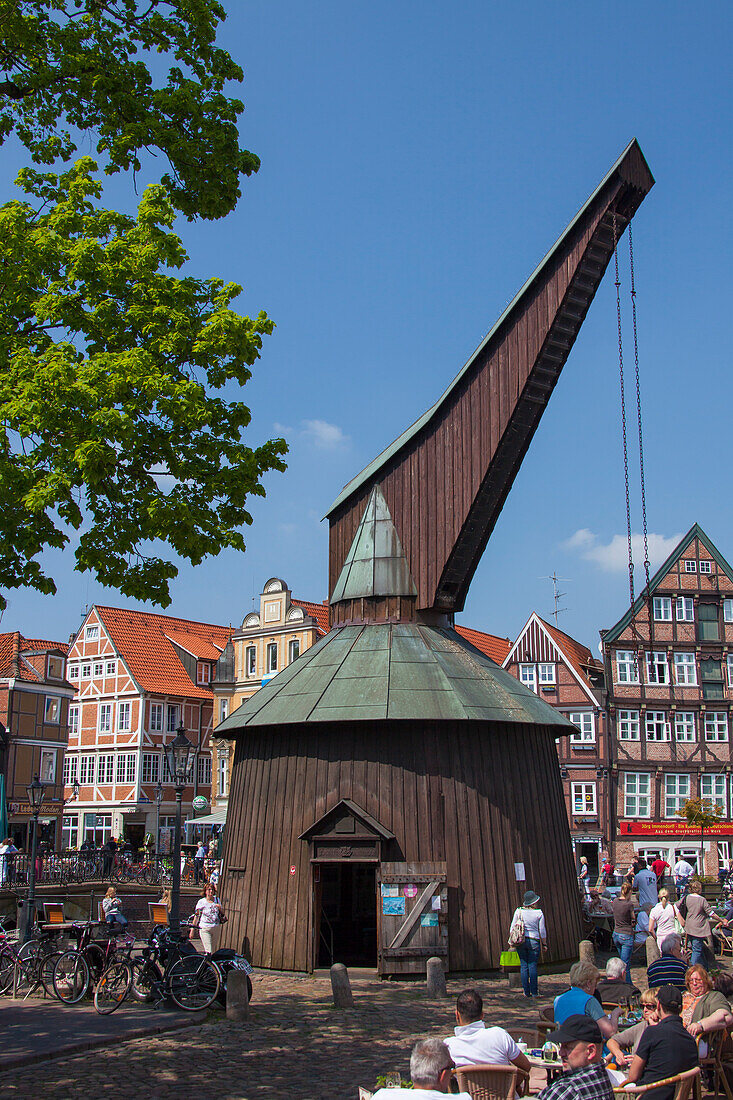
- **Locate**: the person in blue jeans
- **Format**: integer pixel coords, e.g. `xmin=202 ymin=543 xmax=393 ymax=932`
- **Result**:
xmin=611 ymin=881 xmax=636 ymax=984
xmin=511 ymin=890 xmax=546 ymax=997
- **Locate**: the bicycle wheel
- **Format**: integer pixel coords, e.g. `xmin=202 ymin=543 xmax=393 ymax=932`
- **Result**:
xmin=0 ymin=946 xmax=17 ymax=992
xmin=53 ymin=950 xmax=91 ymax=1004
xmin=15 ymin=939 xmax=45 ymax=995
xmin=168 ymin=954 xmax=220 ymax=1011
xmin=40 ymin=949 xmax=64 ymax=996
xmin=131 ymin=957 xmax=162 ymax=1002
xmin=94 ymin=960 xmax=132 ymax=1014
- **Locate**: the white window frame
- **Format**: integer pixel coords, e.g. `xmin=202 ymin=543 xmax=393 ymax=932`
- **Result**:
xmin=93 ymin=661 xmax=103 ymax=678
xmin=219 ymin=699 xmax=229 ymax=723
xmin=727 ymin=655 xmax=733 ymax=688
xmin=197 ymin=755 xmax=212 ymax=785
xmin=63 ymin=755 xmax=78 ymax=786
xmin=705 ymin=712 xmax=729 ymax=742
xmin=116 ymin=753 xmax=136 ymax=784
xmin=538 ymin=662 xmax=556 ymax=685
xmin=142 ymin=753 xmax=160 ymax=784
xmin=646 ymin=710 xmax=670 ymax=741
xmin=646 ymin=651 xmax=670 ymax=685
xmin=167 ymin=704 xmax=179 ymax=733
xmin=68 ymin=664 xmax=79 ymax=679
xmin=684 ymin=560 xmax=697 ymax=573
xmin=85 ymin=625 xmax=99 ymax=641
xmin=519 ymin=664 xmax=537 ymax=692
xmin=676 ymin=597 xmax=694 ymax=622
xmin=569 ymin=712 xmax=595 ymax=743
xmin=68 ymin=704 xmax=79 ymax=737
xmin=724 ymin=599 xmax=733 ymax=624
xmin=674 ymin=652 xmax=697 ymax=686
xmin=616 ymin=650 xmax=639 ymax=684
xmin=81 ymin=662 xmax=91 ymax=679
xmin=217 ymin=754 xmax=228 ymax=798
xmin=246 ymin=645 xmax=256 ymax=677
xmin=105 ymin=659 xmax=116 ymax=676
xmin=62 ymin=814 xmax=79 ymax=851
xmin=196 ymin=661 xmax=211 ymax=686
xmin=266 ymin=642 xmax=278 ymax=674
xmin=288 ymin=638 xmax=300 ymax=664
xmin=97 ymin=754 xmax=114 ymax=784
xmin=99 ymin=702 xmax=112 ymax=733
xmin=701 ymin=774 xmax=727 ymax=815
xmin=700 ymin=561 xmax=713 ymax=575
xmin=39 ymin=748 xmax=56 ymax=783
xmin=624 ymin=772 xmax=651 ymax=818
xmin=117 ymin=701 xmax=131 ymax=731
xmin=674 ymin=712 xmax=696 ymax=741
xmin=571 ymin=782 xmax=597 ymax=816
xmin=150 ymin=702 xmax=163 ymax=732
xmin=618 ymin=710 xmax=640 ymax=740
xmin=653 ymin=596 xmax=672 ymax=621
xmin=79 ymin=754 xmax=95 ymax=785
xmin=44 ymin=695 xmax=61 ymax=723
xmin=665 ymin=773 xmax=690 ymax=818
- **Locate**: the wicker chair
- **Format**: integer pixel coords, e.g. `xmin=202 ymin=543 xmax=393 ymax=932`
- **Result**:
xmin=613 ymin=1066 xmax=700 ymax=1100
xmin=451 ymin=1063 xmax=530 ymax=1100
xmin=694 ymin=1030 xmax=733 ymax=1100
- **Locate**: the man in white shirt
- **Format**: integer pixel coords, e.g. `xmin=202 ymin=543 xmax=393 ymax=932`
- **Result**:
xmin=371 ymin=1038 xmax=471 ymax=1098
xmin=672 ymin=858 xmax=694 ymax=898
xmin=445 ymin=989 xmax=531 ymax=1072
xmin=633 ymin=861 xmax=658 ymax=912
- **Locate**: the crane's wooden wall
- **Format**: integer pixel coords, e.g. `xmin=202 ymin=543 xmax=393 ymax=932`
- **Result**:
xmin=219 ymin=720 xmax=583 ymax=972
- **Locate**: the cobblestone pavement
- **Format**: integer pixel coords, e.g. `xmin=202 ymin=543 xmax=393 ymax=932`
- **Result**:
xmin=0 ymin=960 xmax=664 ymax=1100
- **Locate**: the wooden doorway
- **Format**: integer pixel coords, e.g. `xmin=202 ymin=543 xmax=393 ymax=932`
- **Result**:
xmin=316 ymin=862 xmax=378 ymax=968
xmin=378 ymin=861 xmax=448 ymax=976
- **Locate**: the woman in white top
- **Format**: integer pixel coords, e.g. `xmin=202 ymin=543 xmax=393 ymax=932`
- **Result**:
xmin=510 ymin=890 xmax=547 ymax=998
xmin=190 ymin=882 xmax=225 ymax=954
xmin=648 ymin=888 xmax=679 ymax=950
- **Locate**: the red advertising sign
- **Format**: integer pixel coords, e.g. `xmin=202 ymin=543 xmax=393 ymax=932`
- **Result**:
xmin=619 ymin=821 xmax=733 ymax=836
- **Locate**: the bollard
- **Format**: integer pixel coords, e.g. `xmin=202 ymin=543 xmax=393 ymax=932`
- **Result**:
xmin=226 ymin=969 xmax=250 ymax=1022
xmin=426 ymin=957 xmax=447 ymax=997
xmin=645 ymin=936 xmax=660 ymax=966
xmin=330 ymin=962 xmax=354 ymax=1008
xmin=578 ymin=939 xmax=595 ymax=965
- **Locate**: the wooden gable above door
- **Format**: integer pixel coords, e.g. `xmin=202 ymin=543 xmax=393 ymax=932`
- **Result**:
xmin=299 ymin=798 xmax=394 ymax=862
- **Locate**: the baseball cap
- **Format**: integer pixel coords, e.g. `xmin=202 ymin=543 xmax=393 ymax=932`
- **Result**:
xmin=547 ymin=1015 xmax=603 ymax=1046
xmin=656 ymin=984 xmax=683 ymax=1011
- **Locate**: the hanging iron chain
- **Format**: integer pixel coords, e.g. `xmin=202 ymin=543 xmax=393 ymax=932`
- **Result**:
xmin=614 ymin=211 xmax=636 ymax=620
xmin=628 ymin=224 xmax=651 ymax=595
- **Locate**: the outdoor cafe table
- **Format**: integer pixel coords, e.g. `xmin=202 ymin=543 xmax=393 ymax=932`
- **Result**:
xmin=526 ymin=1054 xmax=564 ymax=1087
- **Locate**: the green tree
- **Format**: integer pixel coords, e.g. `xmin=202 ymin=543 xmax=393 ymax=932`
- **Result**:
xmin=677 ymin=797 xmax=725 ymax=876
xmin=0 ymin=3 xmax=287 ymax=610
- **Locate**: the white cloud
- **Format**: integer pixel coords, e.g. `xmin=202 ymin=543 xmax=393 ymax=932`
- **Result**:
xmin=301 ymin=419 xmax=349 ymax=449
xmin=563 ymin=529 xmax=683 ymax=573
xmin=272 ymin=422 xmax=293 ymax=437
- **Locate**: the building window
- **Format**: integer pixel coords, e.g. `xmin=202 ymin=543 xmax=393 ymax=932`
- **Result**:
xmin=571 ymin=782 xmax=597 ymax=816
xmin=704 ymin=712 xmax=729 ymax=741
xmin=63 ymin=755 xmax=78 ymax=786
xmin=701 ymin=657 xmax=724 ymax=700
xmin=674 ymin=712 xmax=696 ymax=741
xmin=81 ymin=663 xmax=91 ymax=679
xmin=698 ymin=603 xmax=720 ymax=642
xmin=727 ymin=655 xmax=733 ymax=688
xmin=93 ymin=661 xmax=103 ymax=678
xmin=44 ymin=696 xmax=61 ymax=723
xmin=624 ymin=772 xmax=651 ymax=818
xmin=684 ymin=560 xmax=697 ymax=573
xmin=39 ymin=749 xmax=56 ymax=783
xmin=569 ymin=712 xmax=595 ymax=742
xmin=105 ymin=660 xmax=116 ymax=676
xmin=646 ymin=711 xmax=670 ymax=741
xmin=99 ymin=703 xmax=112 ymax=732
xmin=266 ymin=642 xmax=278 ymax=674
xmin=246 ymin=646 xmax=256 ymax=677
xmin=219 ymin=699 xmax=229 ymax=723
xmin=618 ymin=710 xmax=640 ymax=740
xmin=665 ymin=774 xmax=690 ymax=817
xmin=142 ymin=754 xmax=160 ymax=784
xmin=62 ymin=814 xmax=79 ymax=851
xmin=288 ymin=639 xmax=301 ymax=664
xmin=724 ymin=599 xmax=733 ymax=624
xmin=616 ymin=650 xmax=639 ymax=684
xmin=48 ymin=655 xmax=64 ymax=679
xmin=196 ymin=661 xmax=211 ymax=685
xmin=97 ymin=754 xmax=114 ymax=784
xmin=538 ymin=663 xmax=556 ymax=685
xmin=701 ymin=774 xmax=726 ymax=814
xmin=167 ymin=704 xmax=179 ymax=732
xmin=653 ymin=597 xmax=672 ymax=621
xmin=116 ymin=753 xmax=136 ymax=784
xmin=85 ymin=625 xmax=99 ymax=641
xmin=79 ymin=754 xmax=95 ymax=784
xmin=646 ymin=652 xmax=669 ymax=685
xmin=68 ymin=664 xmax=79 ymax=679
xmin=117 ymin=701 xmax=131 ymax=731
xmin=676 ymin=597 xmax=694 ymax=622
xmin=674 ymin=653 xmax=697 ymax=686
xmin=217 ymin=754 xmax=228 ymax=798
xmin=150 ymin=702 xmax=163 ymax=732
xmin=69 ymin=705 xmax=79 ymax=736
xmin=700 ymin=561 xmax=713 ymax=575
xmin=197 ymin=755 xmax=212 ymax=785
xmin=83 ymin=811 xmax=112 ymax=846
xmin=519 ymin=664 xmax=537 ymax=692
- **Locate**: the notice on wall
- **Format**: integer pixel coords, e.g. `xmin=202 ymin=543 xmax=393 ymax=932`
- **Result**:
xmin=421 ymin=913 xmax=439 ymax=927
xmin=404 ymin=884 xmax=418 ymax=898
xmin=382 ymin=896 xmax=406 ymax=916
xmin=431 ymin=895 xmax=442 ymax=911
xmin=514 ymin=862 xmax=526 ymax=881
xmin=381 ymin=883 xmax=399 ymax=897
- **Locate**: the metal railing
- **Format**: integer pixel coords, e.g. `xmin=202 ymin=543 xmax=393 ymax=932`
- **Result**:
xmin=0 ymin=851 xmax=197 ymax=890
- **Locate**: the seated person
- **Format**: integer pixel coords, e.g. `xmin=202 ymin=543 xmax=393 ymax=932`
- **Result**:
xmin=682 ymin=964 xmax=733 ymax=1043
xmin=538 ymin=1015 xmax=615 ymax=1100
xmin=554 ymin=961 xmax=627 ymax=1067
xmin=646 ymin=934 xmax=688 ymax=990
xmin=444 ymin=988 xmax=531 ymax=1073
xmin=596 ymin=958 xmax=640 ymax=1004
xmin=626 ymin=984 xmax=698 ymax=1100
xmin=102 ymin=886 xmax=128 ymax=928
xmin=615 ymin=988 xmax=660 ymax=1054
xmin=371 ymin=1038 xmax=471 ymax=1098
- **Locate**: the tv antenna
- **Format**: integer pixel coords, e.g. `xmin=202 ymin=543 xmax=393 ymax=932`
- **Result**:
xmin=542 ymin=572 xmax=569 ymax=626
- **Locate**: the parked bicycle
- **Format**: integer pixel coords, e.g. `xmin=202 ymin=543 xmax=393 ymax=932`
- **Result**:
xmin=53 ymin=921 xmax=135 ymax=1004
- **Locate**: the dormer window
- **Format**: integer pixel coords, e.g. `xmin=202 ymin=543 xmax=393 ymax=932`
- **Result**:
xmin=85 ymin=625 xmax=99 ymax=641
xmin=196 ymin=661 xmax=211 ymax=685
xmin=47 ymin=656 xmax=64 ymax=680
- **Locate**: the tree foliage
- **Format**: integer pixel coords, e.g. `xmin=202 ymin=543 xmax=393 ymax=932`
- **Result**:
xmin=0 ymin=159 xmax=287 ymax=610
xmin=677 ymin=797 xmax=726 ymax=830
xmin=0 ymin=0 xmax=259 ymax=219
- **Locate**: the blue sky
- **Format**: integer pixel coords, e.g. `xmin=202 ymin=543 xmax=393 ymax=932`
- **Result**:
xmin=3 ymin=1 xmax=732 ymax=655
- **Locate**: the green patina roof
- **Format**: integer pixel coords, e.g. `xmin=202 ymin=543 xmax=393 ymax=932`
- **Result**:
xmin=326 ymin=139 xmax=651 ymax=520
xmin=330 ymin=486 xmax=417 ymax=604
xmin=603 ymin=523 xmax=733 ymax=644
xmin=216 ymin=623 xmax=575 ymax=732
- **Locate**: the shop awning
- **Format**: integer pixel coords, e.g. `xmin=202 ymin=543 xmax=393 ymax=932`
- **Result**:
xmin=185 ymin=809 xmax=227 ymax=827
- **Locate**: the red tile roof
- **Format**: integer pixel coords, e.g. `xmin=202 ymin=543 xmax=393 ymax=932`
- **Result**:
xmin=91 ymin=607 xmax=230 ymax=699
xmin=455 ymin=624 xmax=512 ymax=665
xmin=292 ymin=598 xmax=330 ymax=635
xmin=0 ymin=632 xmax=68 ymax=680
xmin=163 ymin=630 xmax=225 ymax=661
xmin=540 ymin=617 xmax=602 ymax=679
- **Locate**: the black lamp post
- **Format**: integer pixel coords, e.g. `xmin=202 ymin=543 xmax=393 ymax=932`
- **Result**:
xmin=163 ymin=724 xmax=195 ymax=936
xmin=22 ymin=775 xmax=45 ymax=943
xmin=154 ymin=780 xmax=163 ymax=858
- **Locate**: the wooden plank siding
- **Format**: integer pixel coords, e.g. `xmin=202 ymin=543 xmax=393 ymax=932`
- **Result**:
xmin=220 ymin=720 xmax=582 ymax=972
xmin=327 ymin=146 xmax=653 ymax=620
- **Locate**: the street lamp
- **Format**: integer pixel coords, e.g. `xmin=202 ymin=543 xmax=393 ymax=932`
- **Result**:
xmin=22 ymin=775 xmax=45 ymax=943
xmin=154 ymin=780 xmax=163 ymax=858
xmin=63 ymin=779 xmax=80 ymax=806
xmin=163 ymin=724 xmax=195 ymax=936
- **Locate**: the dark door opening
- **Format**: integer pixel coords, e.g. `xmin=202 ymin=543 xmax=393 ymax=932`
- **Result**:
xmin=317 ymin=863 xmax=377 ymax=968
xmin=578 ymin=842 xmax=600 ymax=881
